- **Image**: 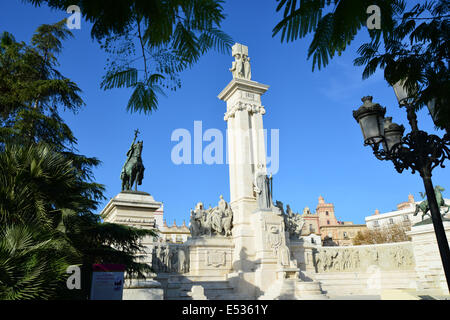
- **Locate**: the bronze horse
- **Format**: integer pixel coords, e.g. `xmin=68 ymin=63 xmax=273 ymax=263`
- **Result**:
xmin=414 ymin=185 xmax=450 ymax=220
xmin=121 ymin=139 xmax=145 ymax=191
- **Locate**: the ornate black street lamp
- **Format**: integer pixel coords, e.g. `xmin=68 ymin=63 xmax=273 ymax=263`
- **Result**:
xmin=353 ymin=89 xmax=450 ymax=292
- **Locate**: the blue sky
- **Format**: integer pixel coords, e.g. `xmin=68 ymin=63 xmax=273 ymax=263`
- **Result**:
xmin=1 ymin=1 xmax=448 ymax=225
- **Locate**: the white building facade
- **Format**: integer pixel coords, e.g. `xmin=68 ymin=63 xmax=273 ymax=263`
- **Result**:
xmin=365 ymin=194 xmax=450 ymax=230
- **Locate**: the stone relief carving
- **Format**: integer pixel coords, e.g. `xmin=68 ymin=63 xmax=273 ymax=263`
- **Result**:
xmin=152 ymin=244 xmax=189 ymax=273
xmin=314 ymin=244 xmax=414 ymax=273
xmin=389 ymin=245 xmax=415 ymax=268
xmin=189 ymin=195 xmax=233 ymax=238
xmin=224 ymin=102 xmax=266 ymax=120
xmin=266 ymin=224 xmax=283 ymax=251
xmin=277 ymin=245 xmax=292 ymax=267
xmin=206 ymin=250 xmax=227 ymax=267
xmin=264 ymin=221 xmax=297 ymax=268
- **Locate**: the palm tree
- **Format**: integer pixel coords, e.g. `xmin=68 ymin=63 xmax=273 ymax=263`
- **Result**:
xmin=0 ymin=143 xmax=156 ymax=299
xmin=0 ymin=19 xmax=160 ymax=298
xmin=0 ymin=144 xmax=80 ymax=299
xmin=0 ymin=225 xmax=71 ymax=300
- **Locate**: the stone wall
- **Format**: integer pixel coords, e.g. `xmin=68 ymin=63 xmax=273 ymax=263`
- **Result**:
xmin=304 ymin=222 xmax=450 ymax=297
xmin=313 ymin=270 xmax=418 ymax=296
xmin=313 ymin=241 xmax=415 ymax=273
xmin=160 ymin=237 xmax=235 ymax=300
xmin=140 ymin=222 xmax=450 ymax=299
xmin=309 ymin=241 xmax=417 ymax=296
xmin=407 ymin=221 xmax=450 ymax=295
xmin=147 ymin=242 xmax=191 ymax=275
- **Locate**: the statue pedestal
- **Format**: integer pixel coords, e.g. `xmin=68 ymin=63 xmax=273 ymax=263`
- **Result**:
xmin=186 ymin=237 xmax=234 ymax=277
xmin=100 ymin=191 xmax=163 ymax=250
xmin=252 ymin=209 xmax=287 ymax=293
xmin=276 ymin=268 xmax=300 ymax=280
xmin=407 ymin=220 xmax=450 ymax=295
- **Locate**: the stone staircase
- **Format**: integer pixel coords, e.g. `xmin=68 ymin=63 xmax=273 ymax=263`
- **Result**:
xmin=313 ymin=270 xmax=417 ymax=297
xmin=296 ymin=281 xmax=329 ymax=299
xmin=165 ymin=275 xmax=246 ymax=300
xmin=258 ymin=279 xmax=328 ymax=300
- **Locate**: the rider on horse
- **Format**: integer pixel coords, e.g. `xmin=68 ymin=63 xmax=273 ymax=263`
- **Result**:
xmin=121 ymin=129 xmax=145 ymax=191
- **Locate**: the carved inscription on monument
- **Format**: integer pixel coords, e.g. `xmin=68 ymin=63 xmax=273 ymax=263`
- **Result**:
xmin=206 ymin=250 xmax=226 ymax=267
xmin=244 ymin=92 xmax=255 ymax=100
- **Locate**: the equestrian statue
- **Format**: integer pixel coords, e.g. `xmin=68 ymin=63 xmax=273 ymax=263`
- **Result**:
xmin=414 ymin=185 xmax=450 ymax=221
xmin=121 ymin=129 xmax=145 ymax=191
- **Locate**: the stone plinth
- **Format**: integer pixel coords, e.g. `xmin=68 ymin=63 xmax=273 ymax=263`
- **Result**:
xmin=407 ymin=220 xmax=450 ymax=295
xmin=289 ymin=240 xmax=319 ymax=276
xmin=252 ymin=209 xmax=287 ymax=292
xmin=100 ymin=191 xmax=163 ymax=266
xmin=100 ymin=191 xmax=163 ymax=232
xmin=185 ymin=237 xmax=234 ymax=277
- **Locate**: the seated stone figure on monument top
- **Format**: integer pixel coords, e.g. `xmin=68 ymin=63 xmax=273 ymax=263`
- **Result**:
xmin=188 ymin=196 xmax=233 ymax=238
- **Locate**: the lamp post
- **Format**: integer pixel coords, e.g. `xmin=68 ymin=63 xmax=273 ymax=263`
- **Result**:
xmin=353 ymin=92 xmax=450 ymax=292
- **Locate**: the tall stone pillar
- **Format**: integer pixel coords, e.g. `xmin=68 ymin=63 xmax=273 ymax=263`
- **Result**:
xmin=218 ymin=44 xmax=326 ymax=299
xmin=218 ymin=43 xmax=270 ymax=296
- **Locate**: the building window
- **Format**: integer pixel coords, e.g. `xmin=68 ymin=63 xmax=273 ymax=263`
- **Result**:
xmin=343 ymin=232 xmax=348 ymax=238
xmin=309 ymin=224 xmax=314 ymax=233
xmin=389 ymin=218 xmax=394 ymax=225
xmin=403 ymin=215 xmax=409 ymax=222
xmin=373 ymin=221 xmax=379 ymax=228
xmin=327 ymin=220 xmax=330 ymax=225
xmin=326 ymin=211 xmax=329 ymax=216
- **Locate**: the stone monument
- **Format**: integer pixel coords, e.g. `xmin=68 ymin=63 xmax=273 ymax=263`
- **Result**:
xmin=162 ymin=43 xmax=326 ymax=299
xmin=218 ymin=43 xmax=326 ymax=299
xmin=101 ymin=44 xmax=450 ymax=300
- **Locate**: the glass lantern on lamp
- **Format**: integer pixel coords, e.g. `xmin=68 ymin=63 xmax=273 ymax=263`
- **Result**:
xmin=383 ymin=117 xmax=405 ymax=152
xmin=352 ymin=96 xmax=386 ymax=146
